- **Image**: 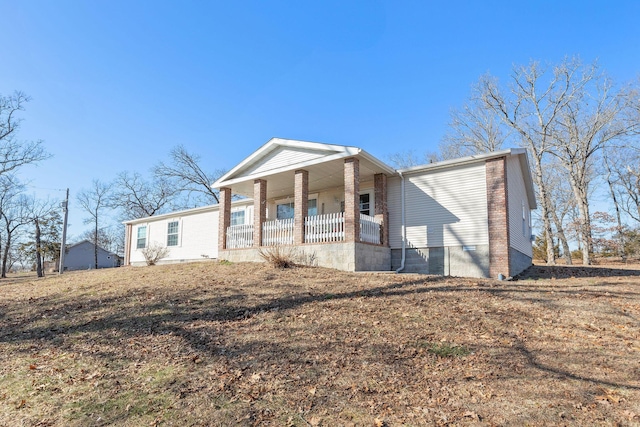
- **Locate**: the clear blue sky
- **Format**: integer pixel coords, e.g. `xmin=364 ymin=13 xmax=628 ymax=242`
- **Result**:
xmin=2 ymin=0 xmax=639 ymax=239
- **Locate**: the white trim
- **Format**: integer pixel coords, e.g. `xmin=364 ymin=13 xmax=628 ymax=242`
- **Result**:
xmin=212 ymin=138 xmax=396 ymax=188
xmin=122 ymin=198 xmax=252 ymax=225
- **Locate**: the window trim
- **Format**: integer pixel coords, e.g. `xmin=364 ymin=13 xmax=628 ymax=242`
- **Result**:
xmin=231 ymin=209 xmax=246 ymax=226
xmin=167 ymin=220 xmax=180 ymax=247
xmin=136 ymin=225 xmax=147 ymax=249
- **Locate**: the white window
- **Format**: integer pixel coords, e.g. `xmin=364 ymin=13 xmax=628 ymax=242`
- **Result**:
xmin=277 ymin=202 xmax=295 ymax=220
xmin=359 ymin=193 xmax=371 ymax=216
xmin=231 ymin=210 xmax=245 ymax=226
xmin=276 ymin=198 xmax=317 ymax=220
xmin=167 ymin=221 xmax=179 ymax=246
xmin=136 ymin=226 xmax=147 ymax=249
xmin=341 ymin=193 xmax=372 ymax=215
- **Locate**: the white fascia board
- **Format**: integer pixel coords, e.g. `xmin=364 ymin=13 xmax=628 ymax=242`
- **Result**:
xmin=212 ymin=138 xmax=361 ymax=188
xmin=122 ymin=199 xmax=253 ymax=225
xmin=397 ymin=149 xmax=518 ymax=174
xmin=358 ymin=149 xmax=397 ymax=175
xmin=516 ymin=150 xmax=537 ymax=209
xmin=213 ymin=150 xmax=359 ymax=188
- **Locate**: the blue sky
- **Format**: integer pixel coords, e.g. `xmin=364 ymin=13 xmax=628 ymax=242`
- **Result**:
xmin=2 ymin=0 xmax=639 ymax=239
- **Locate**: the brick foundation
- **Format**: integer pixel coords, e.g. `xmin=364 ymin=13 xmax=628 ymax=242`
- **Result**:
xmin=218 ymin=187 xmax=232 ymax=250
xmin=344 ymin=158 xmax=360 ymax=242
xmin=294 ymin=170 xmax=309 ymax=244
xmin=486 ymin=157 xmax=511 ymax=278
xmin=253 ymin=179 xmax=267 ymax=247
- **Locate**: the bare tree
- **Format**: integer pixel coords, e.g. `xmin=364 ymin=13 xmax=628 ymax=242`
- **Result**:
xmin=24 ymin=198 xmax=60 ymax=277
xmin=542 ymin=162 xmax=575 ymax=264
xmin=385 ymin=149 xmax=441 ymax=169
xmin=0 ymin=175 xmax=31 ymax=277
xmin=0 ymin=91 xmax=49 ymax=175
xmin=440 ymin=86 xmax=509 ymax=159
xmin=77 ymin=180 xmax=113 ymax=269
xmin=110 ymin=171 xmax=178 ymax=220
xmin=477 ymin=58 xmax=611 ymax=264
xmin=153 ymin=145 xmax=225 ymax=205
xmin=548 ymin=69 xmax=634 ymax=264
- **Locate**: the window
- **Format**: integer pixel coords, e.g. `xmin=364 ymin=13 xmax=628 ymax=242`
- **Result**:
xmin=277 ymin=202 xmax=295 ymax=219
xmin=136 ymin=226 xmax=147 ymax=249
xmin=359 ymin=194 xmax=370 ymax=216
xmin=231 ymin=210 xmax=245 ymax=226
xmin=167 ymin=221 xmax=179 ymax=246
xmin=341 ymin=194 xmax=372 ymax=215
xmin=308 ymin=199 xmax=318 ymax=216
xmin=276 ymin=199 xmax=318 ymax=219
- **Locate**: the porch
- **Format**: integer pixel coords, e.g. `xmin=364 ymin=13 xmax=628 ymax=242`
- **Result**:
xmin=211 ymin=138 xmax=395 ymax=271
xmin=226 ymin=212 xmax=382 ymax=249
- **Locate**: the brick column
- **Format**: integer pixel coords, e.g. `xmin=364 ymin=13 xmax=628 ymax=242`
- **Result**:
xmin=294 ymin=170 xmax=309 ymax=244
xmin=374 ymin=173 xmax=388 ymax=246
xmin=344 ymin=158 xmax=360 ymax=243
xmin=253 ymin=179 xmax=267 ymax=247
xmin=124 ymin=224 xmax=132 ymax=266
xmin=218 ymin=187 xmax=232 ymax=250
xmin=486 ymin=157 xmax=511 ymax=278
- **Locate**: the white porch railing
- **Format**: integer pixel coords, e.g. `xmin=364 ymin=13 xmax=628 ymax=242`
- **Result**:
xmin=226 ymin=224 xmax=253 ymax=249
xmin=360 ymin=213 xmax=381 ymax=244
xmin=305 ymin=212 xmax=344 ymax=243
xmin=262 ymin=218 xmax=294 ymax=246
xmin=228 ymin=212 xmax=381 ymax=248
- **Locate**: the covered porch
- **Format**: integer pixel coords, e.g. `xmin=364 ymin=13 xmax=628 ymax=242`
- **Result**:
xmin=212 ymin=138 xmax=394 ymax=271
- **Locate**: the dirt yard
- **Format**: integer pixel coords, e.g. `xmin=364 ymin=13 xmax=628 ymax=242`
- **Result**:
xmin=1 ymin=261 xmax=639 ymax=426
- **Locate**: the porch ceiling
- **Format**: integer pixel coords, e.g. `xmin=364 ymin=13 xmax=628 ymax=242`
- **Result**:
xmin=225 ymin=157 xmax=389 ymax=199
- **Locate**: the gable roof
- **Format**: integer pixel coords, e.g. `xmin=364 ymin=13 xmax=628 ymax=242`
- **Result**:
xmin=397 ymin=148 xmax=537 ymax=209
xmin=212 ymin=137 xmax=395 ymax=191
xmin=67 ymin=240 xmax=118 ymax=256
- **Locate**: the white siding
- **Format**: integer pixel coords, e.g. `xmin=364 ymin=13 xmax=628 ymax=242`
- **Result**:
xmin=240 ymin=147 xmax=330 ymax=177
xmin=507 ymin=155 xmax=533 ymax=257
xmin=388 ymin=163 xmax=489 ymax=249
xmin=128 ymin=203 xmax=251 ymax=265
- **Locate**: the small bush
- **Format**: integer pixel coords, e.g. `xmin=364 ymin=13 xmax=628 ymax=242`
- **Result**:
xmin=141 ymin=243 xmax=170 ymax=266
xmin=258 ymin=245 xmax=297 ymax=269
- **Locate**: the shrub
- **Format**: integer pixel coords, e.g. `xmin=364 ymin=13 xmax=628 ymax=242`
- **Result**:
xmin=258 ymin=245 xmax=297 ymax=268
xmin=141 ymin=243 xmax=170 ymax=266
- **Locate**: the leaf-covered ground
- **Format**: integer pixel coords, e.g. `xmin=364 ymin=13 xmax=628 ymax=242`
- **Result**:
xmin=1 ymin=261 xmax=639 ymax=426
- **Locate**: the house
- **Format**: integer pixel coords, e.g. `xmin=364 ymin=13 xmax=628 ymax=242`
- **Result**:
xmin=63 ymin=240 xmax=121 ymax=270
xmin=123 ymin=138 xmax=536 ymax=278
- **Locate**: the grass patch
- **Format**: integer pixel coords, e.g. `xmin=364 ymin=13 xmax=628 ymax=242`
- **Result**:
xmin=422 ymin=341 xmax=471 ymax=358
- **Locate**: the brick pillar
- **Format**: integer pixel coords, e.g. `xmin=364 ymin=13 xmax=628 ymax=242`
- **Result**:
xmin=374 ymin=173 xmax=388 ymax=246
xmin=253 ymin=179 xmax=267 ymax=247
xmin=124 ymin=224 xmax=132 ymax=266
xmin=218 ymin=187 xmax=232 ymax=250
xmin=294 ymin=170 xmax=309 ymax=244
xmin=486 ymin=157 xmax=511 ymax=278
xmin=344 ymin=158 xmax=360 ymax=243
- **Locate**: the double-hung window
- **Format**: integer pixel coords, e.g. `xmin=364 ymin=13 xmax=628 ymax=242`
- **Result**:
xmin=276 ymin=198 xmax=318 ymax=220
xmin=137 ymin=226 xmax=147 ymax=249
xmin=231 ymin=210 xmax=245 ymax=226
xmin=167 ymin=221 xmax=179 ymax=246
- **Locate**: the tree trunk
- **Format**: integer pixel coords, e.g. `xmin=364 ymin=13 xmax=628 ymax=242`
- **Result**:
xmin=94 ymin=217 xmax=98 ymax=269
xmin=531 ymin=157 xmax=556 ymax=265
xmin=550 ymin=208 xmax=572 ymax=265
xmin=35 ymin=217 xmax=43 ymax=277
xmin=2 ymin=233 xmax=11 ymax=278
xmin=604 ymin=158 xmax=626 ymax=260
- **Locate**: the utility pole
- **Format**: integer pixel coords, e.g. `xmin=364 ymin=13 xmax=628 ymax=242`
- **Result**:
xmin=58 ymin=188 xmax=69 ymax=274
